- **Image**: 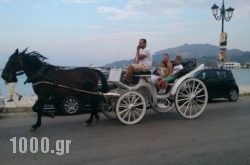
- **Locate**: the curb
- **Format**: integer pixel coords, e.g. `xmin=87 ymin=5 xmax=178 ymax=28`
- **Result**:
xmin=4 ymin=107 xmax=33 ymax=113
xmin=239 ymin=93 xmax=250 ymax=97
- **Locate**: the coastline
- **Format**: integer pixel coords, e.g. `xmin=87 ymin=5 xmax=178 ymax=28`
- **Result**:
xmin=1 ymin=85 xmax=250 ymax=114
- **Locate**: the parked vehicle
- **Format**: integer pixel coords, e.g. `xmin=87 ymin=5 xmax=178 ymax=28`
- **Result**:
xmin=194 ymin=68 xmax=239 ymax=101
xmin=42 ymin=82 xmax=116 ymax=116
xmin=40 ymin=67 xmax=111 ymax=116
xmin=43 ymin=96 xmax=95 ymax=116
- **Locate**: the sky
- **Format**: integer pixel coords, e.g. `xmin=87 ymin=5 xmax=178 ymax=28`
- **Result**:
xmin=0 ymin=0 xmax=250 ymax=67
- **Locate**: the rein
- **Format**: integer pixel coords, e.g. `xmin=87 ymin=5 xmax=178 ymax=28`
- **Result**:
xmin=32 ymin=81 xmax=102 ymax=96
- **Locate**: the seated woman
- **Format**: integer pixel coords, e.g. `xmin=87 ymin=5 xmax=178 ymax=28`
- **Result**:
xmin=158 ymin=55 xmax=183 ymax=93
xmin=154 ymin=53 xmax=173 ymax=91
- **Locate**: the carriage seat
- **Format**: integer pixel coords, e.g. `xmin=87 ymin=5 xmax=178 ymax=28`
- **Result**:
xmin=133 ymin=70 xmax=151 ymax=77
xmin=152 ymin=58 xmax=197 ymax=77
xmin=131 ymin=70 xmax=151 ymax=84
xmin=172 ymin=58 xmax=197 ymax=79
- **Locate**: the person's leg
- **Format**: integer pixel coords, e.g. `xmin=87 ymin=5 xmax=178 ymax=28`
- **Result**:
xmin=155 ymin=78 xmax=161 ymax=91
xmin=7 ymin=83 xmax=15 ymax=101
xmin=125 ymin=64 xmax=143 ymax=82
xmin=125 ymin=65 xmax=134 ymax=82
xmin=164 ymin=81 xmax=169 ymax=90
xmin=13 ymin=83 xmax=22 ymax=100
xmin=159 ymin=79 xmax=166 ymax=90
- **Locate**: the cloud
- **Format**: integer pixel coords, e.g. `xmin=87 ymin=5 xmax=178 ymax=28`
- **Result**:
xmin=97 ymin=0 xmax=209 ymax=21
xmin=98 ymin=6 xmax=135 ymax=20
xmin=0 ymin=0 xmax=12 ymax=3
xmin=232 ymin=2 xmax=250 ymax=20
xmin=63 ymin=0 xmax=97 ymax=4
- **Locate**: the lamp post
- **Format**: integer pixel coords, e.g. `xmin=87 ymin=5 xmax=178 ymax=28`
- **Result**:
xmin=211 ymin=0 xmax=234 ymax=67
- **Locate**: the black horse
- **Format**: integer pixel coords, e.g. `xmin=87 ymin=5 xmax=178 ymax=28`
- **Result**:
xmin=1 ymin=48 xmax=108 ymax=130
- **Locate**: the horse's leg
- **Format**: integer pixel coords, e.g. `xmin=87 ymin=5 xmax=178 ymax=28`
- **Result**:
xmin=31 ymin=97 xmax=46 ymax=130
xmin=85 ymin=96 xmax=99 ymax=125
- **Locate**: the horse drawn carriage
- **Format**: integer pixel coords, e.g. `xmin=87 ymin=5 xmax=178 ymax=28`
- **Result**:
xmin=2 ymin=48 xmax=208 ymax=129
xmin=101 ymin=59 xmax=208 ymax=125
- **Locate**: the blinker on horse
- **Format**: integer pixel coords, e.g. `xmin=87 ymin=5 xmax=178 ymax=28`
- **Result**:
xmin=1 ymin=48 xmax=108 ymax=130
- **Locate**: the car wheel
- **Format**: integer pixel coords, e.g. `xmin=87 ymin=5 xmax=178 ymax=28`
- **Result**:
xmin=60 ymin=96 xmax=81 ymax=115
xmin=228 ymin=89 xmax=238 ymax=102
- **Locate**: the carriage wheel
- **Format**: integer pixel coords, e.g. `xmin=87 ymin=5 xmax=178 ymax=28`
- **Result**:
xmin=152 ymin=97 xmax=174 ymax=113
xmin=101 ymin=101 xmax=117 ymax=119
xmin=116 ymin=91 xmax=146 ymax=125
xmin=60 ymin=96 xmax=81 ymax=115
xmin=175 ymin=78 xmax=208 ymax=119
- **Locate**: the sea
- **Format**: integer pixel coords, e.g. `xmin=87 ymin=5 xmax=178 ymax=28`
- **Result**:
xmin=0 ymin=69 xmax=250 ymax=97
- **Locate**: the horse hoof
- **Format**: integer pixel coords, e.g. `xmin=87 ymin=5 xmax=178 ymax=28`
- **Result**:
xmin=95 ymin=116 xmax=100 ymax=121
xmin=48 ymin=113 xmax=55 ymax=118
xmin=30 ymin=127 xmax=37 ymax=132
xmin=84 ymin=121 xmax=92 ymax=126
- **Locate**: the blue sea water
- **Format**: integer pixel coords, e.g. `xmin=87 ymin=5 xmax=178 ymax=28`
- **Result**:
xmin=0 ymin=69 xmax=250 ymax=97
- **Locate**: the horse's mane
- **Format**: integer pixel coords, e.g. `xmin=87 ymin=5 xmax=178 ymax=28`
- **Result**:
xmin=23 ymin=51 xmax=49 ymax=68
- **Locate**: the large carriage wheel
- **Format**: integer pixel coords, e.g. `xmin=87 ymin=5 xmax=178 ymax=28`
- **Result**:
xmin=116 ymin=91 xmax=146 ymax=125
xmin=101 ymin=101 xmax=117 ymax=119
xmin=175 ymin=78 xmax=208 ymax=119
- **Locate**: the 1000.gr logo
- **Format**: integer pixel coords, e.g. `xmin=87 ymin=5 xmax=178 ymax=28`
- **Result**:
xmin=10 ymin=137 xmax=71 ymax=155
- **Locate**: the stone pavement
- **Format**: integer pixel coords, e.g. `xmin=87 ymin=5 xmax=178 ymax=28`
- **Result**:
xmin=1 ymin=85 xmax=250 ymax=114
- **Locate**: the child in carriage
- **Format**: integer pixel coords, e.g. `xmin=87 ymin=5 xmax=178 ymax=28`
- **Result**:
xmin=158 ymin=55 xmax=183 ymax=94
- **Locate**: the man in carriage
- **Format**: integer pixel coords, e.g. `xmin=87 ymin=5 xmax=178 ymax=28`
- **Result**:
xmin=123 ymin=38 xmax=152 ymax=84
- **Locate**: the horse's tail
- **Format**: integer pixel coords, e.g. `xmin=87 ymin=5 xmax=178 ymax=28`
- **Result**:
xmin=94 ymin=69 xmax=108 ymax=93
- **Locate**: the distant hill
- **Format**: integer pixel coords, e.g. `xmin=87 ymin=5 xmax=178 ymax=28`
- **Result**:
xmin=105 ymin=43 xmax=250 ymax=67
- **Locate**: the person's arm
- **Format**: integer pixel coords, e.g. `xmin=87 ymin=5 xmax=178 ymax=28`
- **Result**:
xmin=136 ymin=45 xmax=147 ymax=62
xmin=166 ymin=63 xmax=173 ymax=76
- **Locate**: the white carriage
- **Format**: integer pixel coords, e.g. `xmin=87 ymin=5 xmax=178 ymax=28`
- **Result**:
xmin=101 ymin=63 xmax=208 ymax=125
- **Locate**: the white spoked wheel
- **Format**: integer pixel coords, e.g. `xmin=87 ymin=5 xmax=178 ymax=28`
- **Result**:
xmin=101 ymin=101 xmax=117 ymax=119
xmin=116 ymin=91 xmax=146 ymax=125
xmin=153 ymin=97 xmax=174 ymax=113
xmin=175 ymin=78 xmax=208 ymax=119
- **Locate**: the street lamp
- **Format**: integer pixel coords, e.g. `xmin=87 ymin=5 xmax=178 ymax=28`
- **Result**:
xmin=211 ymin=0 xmax=234 ymax=66
xmin=211 ymin=0 xmax=234 ymax=33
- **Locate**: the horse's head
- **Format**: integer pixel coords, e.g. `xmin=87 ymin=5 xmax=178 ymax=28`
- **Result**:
xmin=1 ymin=48 xmax=26 ymax=82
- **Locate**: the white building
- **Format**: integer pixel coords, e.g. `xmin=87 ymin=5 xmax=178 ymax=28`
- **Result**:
xmin=223 ymin=61 xmax=241 ymax=69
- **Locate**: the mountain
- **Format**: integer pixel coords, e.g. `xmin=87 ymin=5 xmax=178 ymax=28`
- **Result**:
xmin=105 ymin=43 xmax=249 ymax=67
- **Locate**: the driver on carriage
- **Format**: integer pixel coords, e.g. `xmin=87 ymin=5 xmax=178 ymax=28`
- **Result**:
xmin=123 ymin=38 xmax=152 ymax=84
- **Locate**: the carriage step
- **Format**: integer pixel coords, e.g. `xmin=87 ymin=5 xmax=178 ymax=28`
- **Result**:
xmin=158 ymin=89 xmax=166 ymax=95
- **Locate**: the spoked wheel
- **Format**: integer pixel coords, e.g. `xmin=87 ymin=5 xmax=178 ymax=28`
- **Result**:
xmin=152 ymin=97 xmax=174 ymax=113
xmin=101 ymin=101 xmax=117 ymax=119
xmin=175 ymin=78 xmax=208 ymax=119
xmin=116 ymin=91 xmax=146 ymax=125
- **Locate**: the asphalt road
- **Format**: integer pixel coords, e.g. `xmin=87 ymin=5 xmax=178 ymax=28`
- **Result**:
xmin=0 ymin=96 xmax=250 ymax=165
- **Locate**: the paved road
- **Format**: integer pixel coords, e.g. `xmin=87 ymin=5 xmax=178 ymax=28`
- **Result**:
xmin=0 ymin=96 xmax=250 ymax=165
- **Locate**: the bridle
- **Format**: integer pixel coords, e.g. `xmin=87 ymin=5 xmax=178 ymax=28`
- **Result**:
xmin=18 ymin=53 xmax=24 ymax=70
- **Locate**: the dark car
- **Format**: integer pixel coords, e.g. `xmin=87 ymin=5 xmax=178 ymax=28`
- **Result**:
xmin=194 ymin=68 xmax=239 ymax=101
